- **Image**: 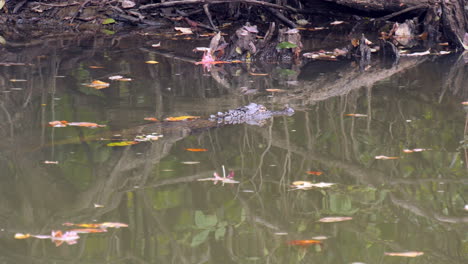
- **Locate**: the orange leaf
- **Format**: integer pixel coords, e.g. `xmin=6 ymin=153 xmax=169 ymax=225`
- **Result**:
xmin=306 ymin=171 xmax=323 ymax=176
xmin=266 ymin=89 xmax=287 ymax=93
xmin=49 ymin=120 xmax=68 ymax=127
xmin=89 ymin=66 xmax=104 ymax=69
xmin=385 ymin=252 xmax=424 ymax=257
xmin=288 ymin=240 xmax=322 ymax=246
xmin=144 ymin=117 xmax=159 ymax=122
xmin=86 ymin=80 xmax=110 ymax=89
xmin=164 ymin=116 xmax=200 ymax=121
xmin=186 ymin=148 xmax=208 ymax=152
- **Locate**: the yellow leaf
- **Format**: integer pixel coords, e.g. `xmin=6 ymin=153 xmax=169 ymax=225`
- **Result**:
xmin=14 ymin=233 xmax=31 ymax=239
xmin=165 ymin=116 xmax=200 ymax=121
xmin=186 ymin=148 xmax=208 ymax=152
xmin=145 ymin=60 xmax=159 ymax=64
xmin=107 ymin=141 xmax=139 ymax=147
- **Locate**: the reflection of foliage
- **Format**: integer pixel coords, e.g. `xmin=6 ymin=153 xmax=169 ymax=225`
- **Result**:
xmin=191 ymin=210 xmax=227 ymax=247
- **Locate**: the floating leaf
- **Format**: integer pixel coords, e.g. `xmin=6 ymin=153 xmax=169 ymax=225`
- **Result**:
xmin=318 ymin=216 xmax=353 ymax=223
xmin=89 ymin=66 xmax=104 ymax=69
xmin=68 ymin=122 xmax=106 ymax=128
xmin=51 ymin=230 xmax=80 ymax=247
xmin=107 ymin=141 xmax=139 ymax=147
xmin=117 ymin=78 xmax=132 ymax=81
xmin=182 ymin=161 xmax=201 ymax=165
xmin=69 ymin=228 xmax=107 ymax=234
xmin=165 ymin=116 xmax=200 ymax=121
xmin=330 ymin=21 xmax=344 ymax=25
xmin=462 ymin=101 xmax=468 ymax=105
xmin=311 ymin=236 xmax=328 ymax=240
xmin=276 ymin=41 xmax=298 ymax=49
xmin=250 ymin=72 xmax=269 ymax=76
xmin=175 ymin=27 xmax=193 ymax=34
xmin=102 ymin=18 xmax=116 ymax=25
xmin=86 ymin=80 xmax=110 ymax=89
xmin=94 ymin=203 xmax=104 ymax=208
xmin=384 ymin=252 xmax=424 ymax=257
xmin=403 ymin=148 xmax=429 ymax=153
xmin=266 ymin=89 xmax=287 ymax=93
xmin=10 ymin=79 xmax=27 ymax=82
xmin=186 ymin=148 xmax=208 ymax=152
xmin=346 ymin=114 xmax=368 ymax=117
xmin=288 ymin=240 xmax=322 ymax=246
xmin=152 ymin=42 xmax=161 ymax=47
xmin=109 ymin=75 xmax=123 ymax=80
xmin=306 ymin=171 xmax=323 ymax=176
xmin=14 ymin=233 xmax=31 ymax=239
xmin=375 ymin=155 xmax=399 ymax=160
xmin=49 ymin=120 xmax=68 ymax=127
xmin=144 ymin=117 xmax=158 ymax=122
xmin=291 ymin=181 xmax=334 ymax=190
xmin=145 ymin=60 xmax=159 ymax=64
xmin=44 ymin=161 xmax=59 ymax=164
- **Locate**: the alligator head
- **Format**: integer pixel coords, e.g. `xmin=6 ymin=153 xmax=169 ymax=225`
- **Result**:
xmin=209 ymin=103 xmax=294 ymax=126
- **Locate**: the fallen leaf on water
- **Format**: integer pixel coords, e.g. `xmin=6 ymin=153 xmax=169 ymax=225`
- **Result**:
xmin=68 ymin=122 xmax=106 ymax=128
xmin=462 ymin=101 xmax=468 ymax=105
xmin=100 ymin=222 xmax=129 ymax=228
xmin=249 ymin=72 xmax=269 ymax=76
xmin=375 ymin=155 xmax=399 ymax=160
xmin=346 ymin=114 xmax=368 ymax=117
xmin=186 ymin=148 xmax=208 ymax=152
xmin=86 ymin=80 xmax=110 ymax=89
xmin=318 ymin=217 xmax=353 ymax=223
xmin=311 ymin=236 xmax=328 ymax=240
xmin=117 ymin=78 xmax=132 ymax=81
xmin=51 ymin=230 xmax=80 ymax=247
xmin=182 ymin=161 xmax=201 ymax=165
xmin=145 ymin=60 xmax=159 ymax=64
xmin=165 ymin=116 xmax=200 ymax=121
xmin=384 ymin=252 xmax=424 ymax=257
xmin=464 ymin=204 xmax=468 ymax=211
xmin=306 ymin=171 xmax=323 ymax=176
xmin=94 ymin=203 xmax=104 ymax=208
xmin=135 ymin=134 xmax=163 ymax=142
xmin=10 ymin=79 xmax=27 ymax=82
xmin=63 ymin=222 xmax=128 ymax=229
xmin=330 ymin=21 xmax=344 ymax=25
xmin=152 ymin=42 xmax=161 ymax=47
xmin=109 ymin=75 xmax=123 ymax=80
xmin=266 ymin=89 xmax=287 ymax=93
xmin=403 ymin=148 xmax=429 ymax=153
xmin=89 ymin=66 xmax=104 ymax=69
xmin=291 ymin=181 xmax=335 ymax=190
xmin=49 ymin=120 xmax=68 ymax=127
xmin=44 ymin=161 xmax=59 ymax=164
xmin=144 ymin=117 xmax=158 ymax=122
xmin=14 ymin=233 xmax=31 ymax=239
xmin=288 ymin=240 xmax=322 ymax=246
xmin=107 ymin=141 xmax=139 ymax=147
xmin=69 ymin=228 xmax=107 ymax=234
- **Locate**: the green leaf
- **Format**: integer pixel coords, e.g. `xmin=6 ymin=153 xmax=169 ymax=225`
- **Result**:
xmin=276 ymin=41 xmax=298 ymax=49
xmin=102 ymin=18 xmax=116 ymax=25
xmin=191 ymin=230 xmax=210 ymax=247
xmin=101 ymin=29 xmax=115 ymax=35
xmin=195 ymin=211 xmax=217 ymax=229
xmin=215 ymin=226 xmax=226 ymax=240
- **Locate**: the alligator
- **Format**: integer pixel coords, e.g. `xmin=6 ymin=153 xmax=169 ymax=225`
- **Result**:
xmin=119 ymin=103 xmax=295 ymax=141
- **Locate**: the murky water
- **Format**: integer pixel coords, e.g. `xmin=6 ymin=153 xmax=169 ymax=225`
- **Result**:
xmin=0 ymin=33 xmax=466 ymax=264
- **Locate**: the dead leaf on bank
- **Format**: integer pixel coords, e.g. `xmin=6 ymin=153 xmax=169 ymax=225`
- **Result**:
xmin=86 ymin=80 xmax=110 ymax=89
xmin=121 ymin=0 xmax=135 ymax=9
xmin=318 ymin=216 xmax=353 ymax=223
xmin=384 ymin=252 xmax=424 ymax=257
xmin=144 ymin=117 xmax=159 ymax=122
xmin=186 ymin=148 xmax=208 ymax=152
xmin=165 ymin=116 xmax=200 ymax=121
xmin=175 ymin=27 xmax=193 ymax=34
xmin=346 ymin=114 xmax=368 ymax=117
xmin=375 ymin=155 xmax=399 ymax=160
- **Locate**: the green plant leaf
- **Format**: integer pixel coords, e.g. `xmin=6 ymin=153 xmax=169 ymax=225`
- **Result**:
xmin=195 ymin=211 xmax=217 ymax=229
xmin=102 ymin=18 xmax=116 ymax=25
xmin=191 ymin=230 xmax=210 ymax=247
xmin=107 ymin=141 xmax=138 ymax=147
xmin=101 ymin=29 xmax=115 ymax=35
xmin=215 ymin=226 xmax=226 ymax=240
xmin=276 ymin=41 xmax=298 ymax=49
